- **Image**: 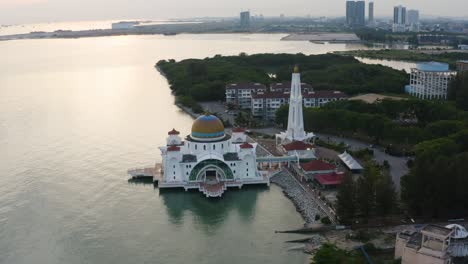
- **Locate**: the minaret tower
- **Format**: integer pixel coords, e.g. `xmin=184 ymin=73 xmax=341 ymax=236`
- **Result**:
xmin=286 ymin=65 xmax=306 ymax=141
xmin=276 ymin=66 xmax=315 ymax=144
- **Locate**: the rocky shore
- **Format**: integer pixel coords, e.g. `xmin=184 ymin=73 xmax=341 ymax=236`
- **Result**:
xmin=271 ymin=171 xmax=321 ymax=224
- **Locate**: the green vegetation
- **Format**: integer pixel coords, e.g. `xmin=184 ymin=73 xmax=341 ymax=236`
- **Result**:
xmin=277 ymin=99 xmax=468 ymax=154
xmin=448 ymin=71 xmax=468 ymax=111
xmin=156 ymin=53 xmax=408 ymax=111
xmin=337 ymin=49 xmax=468 ymax=69
xmin=336 ymin=164 xmax=398 ymax=224
xmin=277 ymin=91 xmax=468 ymax=219
xmin=401 ymin=132 xmax=468 ymax=218
xmin=320 ymin=216 xmax=332 ymax=225
xmin=312 ymin=243 xmax=363 ymax=264
xmin=312 ymin=243 xmax=397 ymax=264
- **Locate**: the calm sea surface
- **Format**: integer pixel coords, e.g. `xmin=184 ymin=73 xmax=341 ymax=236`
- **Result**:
xmin=0 ymin=33 xmax=383 ymax=264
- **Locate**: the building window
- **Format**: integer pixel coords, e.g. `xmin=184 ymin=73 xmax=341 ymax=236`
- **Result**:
xmin=195 ymin=145 xmax=197 ymax=150
xmin=213 ymin=145 xmax=215 ymax=150
xmin=173 ymin=165 xmax=175 ymax=169
xmin=204 ymin=145 xmax=206 ymax=151
xmin=233 ymin=170 xmax=236 ymax=173
xmin=222 ymin=144 xmax=224 ymax=149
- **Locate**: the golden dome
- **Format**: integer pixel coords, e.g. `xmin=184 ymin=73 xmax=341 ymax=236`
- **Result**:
xmin=191 ymin=115 xmax=225 ymax=140
xmin=294 ymin=65 xmax=300 ymax=73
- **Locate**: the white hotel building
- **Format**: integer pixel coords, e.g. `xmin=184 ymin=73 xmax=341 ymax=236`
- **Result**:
xmin=226 ymin=75 xmax=347 ymax=120
xmin=405 ymin=62 xmax=457 ymax=100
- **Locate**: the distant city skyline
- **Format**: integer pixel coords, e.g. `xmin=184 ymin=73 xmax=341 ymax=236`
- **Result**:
xmin=0 ymin=0 xmax=467 ymax=24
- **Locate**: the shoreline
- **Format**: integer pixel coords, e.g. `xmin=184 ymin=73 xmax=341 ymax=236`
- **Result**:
xmin=271 ymin=171 xmax=321 ymax=224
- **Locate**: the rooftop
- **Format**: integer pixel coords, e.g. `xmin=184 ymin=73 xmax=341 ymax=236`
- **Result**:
xmin=168 ymin=128 xmax=180 ymax=135
xmin=252 ymin=91 xmax=290 ymax=99
xmin=314 ymin=172 xmax=344 ymax=186
xmin=167 ymin=145 xmax=181 ymax=152
xmin=415 ymin=62 xmax=450 ymax=72
xmin=422 ymin=224 xmax=453 ymax=237
xmin=226 ymin=82 xmax=266 ymax=90
xmin=301 ymin=159 xmax=336 ymax=172
xmin=239 ymin=142 xmax=254 ymax=149
xmin=283 ymin=141 xmax=313 ymax=151
xmin=252 ymin=90 xmax=347 ymax=99
xmin=338 ymin=151 xmax=363 ymax=171
xmin=270 ymin=81 xmax=313 ymax=90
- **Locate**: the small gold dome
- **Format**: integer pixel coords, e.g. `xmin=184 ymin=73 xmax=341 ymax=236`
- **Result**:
xmin=294 ymin=65 xmax=300 ymax=73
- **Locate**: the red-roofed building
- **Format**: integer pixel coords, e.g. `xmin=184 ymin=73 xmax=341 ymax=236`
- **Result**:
xmin=239 ymin=142 xmax=254 ymax=149
xmin=314 ymin=172 xmax=345 ymax=188
xmin=300 ymin=159 xmax=337 ymax=181
xmin=280 ymin=141 xmax=316 ymax=160
xmin=167 ymin=145 xmax=181 ymax=152
xmin=282 ymin=141 xmax=313 ymax=151
xmin=301 ymin=160 xmax=336 ymax=172
xmin=168 ymin=128 xmax=180 ymax=135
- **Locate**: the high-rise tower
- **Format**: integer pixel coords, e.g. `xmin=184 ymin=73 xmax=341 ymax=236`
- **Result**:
xmin=346 ymin=0 xmax=365 ymax=27
xmin=276 ymin=66 xmax=315 ymax=143
xmin=368 ymin=1 xmax=374 ymax=25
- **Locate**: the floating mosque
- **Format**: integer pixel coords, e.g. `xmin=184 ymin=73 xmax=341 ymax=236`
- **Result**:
xmin=129 ymin=66 xmax=317 ymax=197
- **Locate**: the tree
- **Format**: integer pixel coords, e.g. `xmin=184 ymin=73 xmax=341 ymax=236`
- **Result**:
xmin=375 ymin=172 xmax=397 ymax=216
xmin=356 ymin=164 xmax=380 ymax=218
xmin=449 ymin=72 xmax=468 ymax=111
xmin=336 ymin=173 xmax=356 ymax=224
xmin=312 ymin=243 xmax=362 ymax=264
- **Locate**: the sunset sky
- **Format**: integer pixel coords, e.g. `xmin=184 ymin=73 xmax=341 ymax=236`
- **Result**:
xmin=1 ymin=0 xmax=467 ymax=24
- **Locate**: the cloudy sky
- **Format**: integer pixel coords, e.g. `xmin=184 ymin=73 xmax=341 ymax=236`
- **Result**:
xmin=0 ymin=0 xmax=466 ymax=24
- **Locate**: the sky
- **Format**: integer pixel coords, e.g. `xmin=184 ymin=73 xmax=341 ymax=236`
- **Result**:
xmin=0 ymin=0 xmax=467 ymax=24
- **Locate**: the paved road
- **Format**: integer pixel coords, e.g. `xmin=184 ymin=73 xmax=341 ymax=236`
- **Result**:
xmin=200 ymin=101 xmax=235 ymax=124
xmin=315 ymin=133 xmax=409 ymax=191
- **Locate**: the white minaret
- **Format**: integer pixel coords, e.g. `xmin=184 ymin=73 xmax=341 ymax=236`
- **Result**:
xmin=276 ymin=66 xmax=314 ymax=144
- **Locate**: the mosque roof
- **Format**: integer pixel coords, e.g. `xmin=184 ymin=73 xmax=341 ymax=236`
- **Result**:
xmin=167 ymin=145 xmax=180 ymax=152
xmin=239 ymin=142 xmax=254 ymax=149
xmin=191 ymin=115 xmax=225 ymax=141
xmin=168 ymin=128 xmax=180 ymax=135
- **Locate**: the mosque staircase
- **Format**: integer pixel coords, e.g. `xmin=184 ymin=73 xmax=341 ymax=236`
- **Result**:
xmin=200 ymin=182 xmax=226 ymax=197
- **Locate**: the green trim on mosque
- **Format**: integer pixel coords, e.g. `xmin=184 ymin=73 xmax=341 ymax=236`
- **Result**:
xmin=189 ymin=159 xmax=234 ymax=181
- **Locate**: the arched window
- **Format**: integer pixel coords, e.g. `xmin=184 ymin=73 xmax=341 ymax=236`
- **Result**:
xmin=213 ymin=145 xmax=215 ymax=150
xmin=195 ymin=145 xmax=197 ymax=150
xmin=204 ymin=145 xmax=206 ymax=151
xmin=222 ymin=144 xmax=224 ymax=149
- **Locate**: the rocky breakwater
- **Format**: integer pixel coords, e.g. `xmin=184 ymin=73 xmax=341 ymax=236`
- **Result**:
xmin=271 ymin=171 xmax=320 ymax=224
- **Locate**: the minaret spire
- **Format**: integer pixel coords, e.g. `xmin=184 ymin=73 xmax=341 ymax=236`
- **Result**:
xmin=275 ymin=65 xmax=315 ymax=144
